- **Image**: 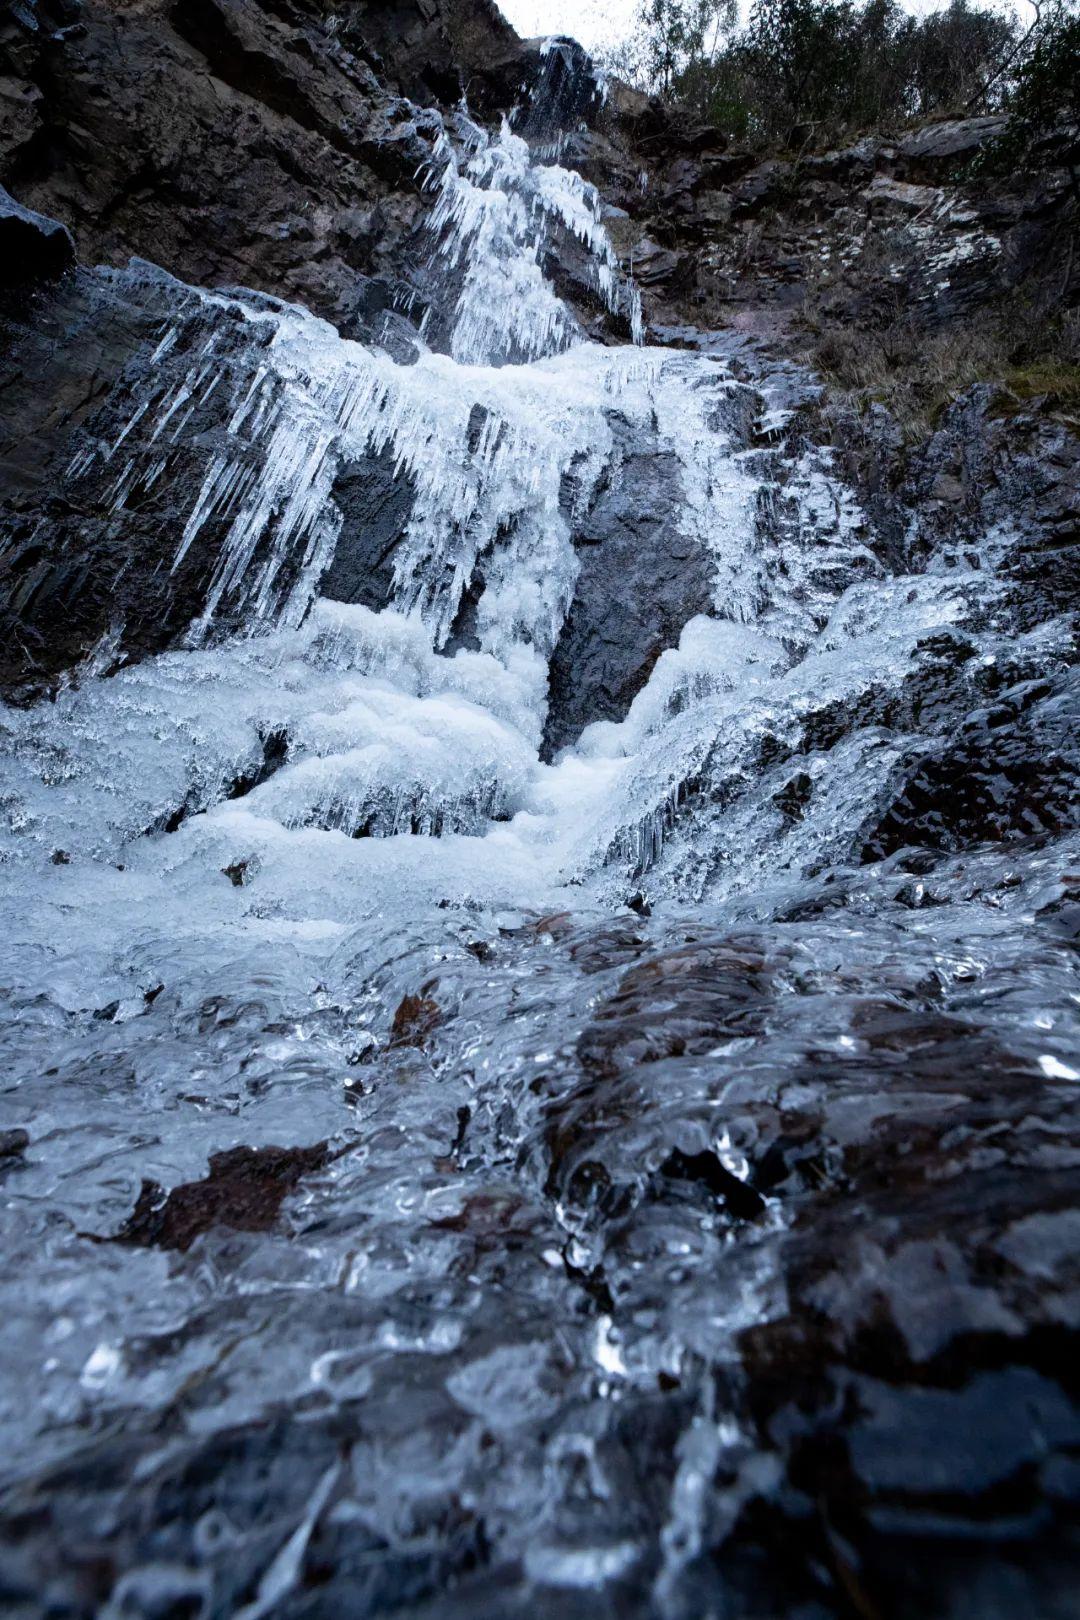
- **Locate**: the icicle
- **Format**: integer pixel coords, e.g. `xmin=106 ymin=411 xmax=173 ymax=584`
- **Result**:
xmin=424 ymin=117 xmax=642 ymax=365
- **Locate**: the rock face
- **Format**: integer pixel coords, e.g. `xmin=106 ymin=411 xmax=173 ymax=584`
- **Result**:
xmin=0 ymin=264 xmax=244 ymax=698
xmin=0 ymin=0 xmax=518 ymax=333
xmin=543 ymin=420 xmax=717 ymax=757
xmin=588 ymin=104 xmax=1077 ymax=334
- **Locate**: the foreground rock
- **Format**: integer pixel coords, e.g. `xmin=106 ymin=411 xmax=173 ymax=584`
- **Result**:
xmin=112 ymin=1141 xmax=331 ymax=1252
xmin=0 ymin=183 xmax=73 ymax=283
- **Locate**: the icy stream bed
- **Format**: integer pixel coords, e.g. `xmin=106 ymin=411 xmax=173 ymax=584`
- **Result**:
xmin=1 ymin=55 xmax=1079 ymax=1620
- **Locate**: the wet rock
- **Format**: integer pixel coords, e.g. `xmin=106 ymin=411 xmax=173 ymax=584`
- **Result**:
xmin=390 ymin=991 xmax=442 ymax=1049
xmin=850 ymin=1366 xmax=1080 ymax=1498
xmin=543 ymin=416 xmax=717 ymax=755
xmin=658 ymin=1146 xmax=766 ymax=1220
xmin=577 ymin=937 xmax=772 ymax=1077
xmin=0 ymin=6 xmax=1077 ymax=1616
xmin=0 ymin=1127 xmax=28 ymax=1158
xmin=226 ymin=729 xmax=290 ymax=801
xmin=0 ymin=264 xmax=274 ymax=698
xmin=861 ymin=678 xmax=1079 ymax=859
xmin=566 ymin=917 xmax=650 ymax=973
xmin=112 ymin=1141 xmax=330 ymax=1252
xmin=320 ymin=444 xmax=417 ymax=613
xmin=893 ymin=877 xmax=941 ymax=909
xmin=772 ymin=771 xmax=813 ymax=822
xmin=544 ymin=935 xmax=777 ymax=1211
xmin=502 ymin=34 xmax=606 ymax=147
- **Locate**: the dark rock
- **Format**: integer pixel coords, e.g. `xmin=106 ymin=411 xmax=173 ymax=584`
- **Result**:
xmin=847 ymin=1367 xmax=1080 ymax=1498
xmin=658 ymin=1146 xmax=766 ymax=1220
xmin=505 ymin=35 xmax=605 ymax=147
xmin=546 ymin=935 xmax=773 ymax=1205
xmin=112 ymin=1141 xmax=331 ymax=1252
xmin=629 ymin=235 xmax=682 ymax=286
xmin=772 ymin=771 xmax=813 ymax=822
xmin=226 ymin=729 xmax=290 ymax=801
xmin=0 ymin=259 xmax=421 ymax=701
xmin=0 ymin=7 xmax=1078 ymax=1616
xmin=896 ymin=115 xmax=1008 ymax=176
xmin=727 ymin=160 xmax=785 ymax=216
xmin=893 ymin=877 xmax=941 ymax=909
xmin=0 ymin=264 xmax=260 ymax=698
xmin=320 ymin=443 xmax=417 ymax=612
xmin=861 ymin=678 xmax=1079 ymax=860
xmin=543 ymin=416 xmax=717 ymax=756
xmin=390 ymin=991 xmax=442 ymax=1049
xmin=0 ymin=184 xmax=73 ymax=283
xmin=0 ymin=0 xmax=518 ymax=334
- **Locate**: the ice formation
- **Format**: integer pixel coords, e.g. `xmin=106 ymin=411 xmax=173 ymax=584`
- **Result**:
xmin=423 ymin=114 xmax=643 ymax=362
xmin=2 ymin=46 xmax=1078 ymax=1620
xmin=3 ymin=97 xmax=1035 ymax=973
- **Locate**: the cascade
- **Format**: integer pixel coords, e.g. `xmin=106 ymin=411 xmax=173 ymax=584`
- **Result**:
xmin=1 ymin=33 xmax=1077 ymax=1620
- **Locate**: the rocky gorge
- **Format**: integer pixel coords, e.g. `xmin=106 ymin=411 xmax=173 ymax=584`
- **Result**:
xmin=0 ymin=2 xmax=1078 ymax=1617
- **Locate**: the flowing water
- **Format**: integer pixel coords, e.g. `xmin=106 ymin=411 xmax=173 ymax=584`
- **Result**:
xmin=1 ymin=46 xmax=1078 ymax=1620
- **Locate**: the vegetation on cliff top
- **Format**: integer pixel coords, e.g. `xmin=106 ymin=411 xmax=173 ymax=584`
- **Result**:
xmin=608 ymin=0 xmax=1079 ymax=154
xmin=605 ymin=0 xmax=1079 ymax=439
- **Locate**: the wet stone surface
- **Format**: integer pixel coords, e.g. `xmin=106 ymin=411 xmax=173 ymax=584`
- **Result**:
xmin=0 ymin=875 xmax=1076 ymax=1619
xmin=110 ymin=1142 xmax=333 ymax=1254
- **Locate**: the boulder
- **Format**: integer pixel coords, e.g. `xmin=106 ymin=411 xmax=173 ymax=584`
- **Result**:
xmin=628 ymin=234 xmax=682 ymax=286
xmin=896 ymin=114 xmax=1008 ymax=175
xmin=542 ymin=414 xmax=717 ymax=757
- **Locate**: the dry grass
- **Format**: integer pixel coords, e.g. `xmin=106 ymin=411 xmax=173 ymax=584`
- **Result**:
xmin=997 ymin=358 xmax=1080 ymax=412
xmin=800 ymin=302 xmax=1080 ymax=441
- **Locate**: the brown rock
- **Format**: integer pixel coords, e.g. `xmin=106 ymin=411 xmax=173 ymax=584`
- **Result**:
xmin=112 ymin=1142 xmax=331 ymax=1252
xmin=390 ymin=991 xmax=442 ymax=1048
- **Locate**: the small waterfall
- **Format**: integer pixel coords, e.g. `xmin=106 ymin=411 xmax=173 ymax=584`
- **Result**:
xmin=420 ymin=105 xmax=641 ymax=365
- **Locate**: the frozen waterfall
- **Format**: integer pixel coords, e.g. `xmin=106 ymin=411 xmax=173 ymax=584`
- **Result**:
xmin=1 ymin=40 xmax=1077 ymax=1620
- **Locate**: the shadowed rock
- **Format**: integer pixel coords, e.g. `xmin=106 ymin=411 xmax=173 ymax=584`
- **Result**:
xmin=543 ymin=417 xmax=717 ymax=757
xmin=113 ymin=1142 xmax=330 ymax=1252
xmin=0 ymin=185 xmax=73 ymax=284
